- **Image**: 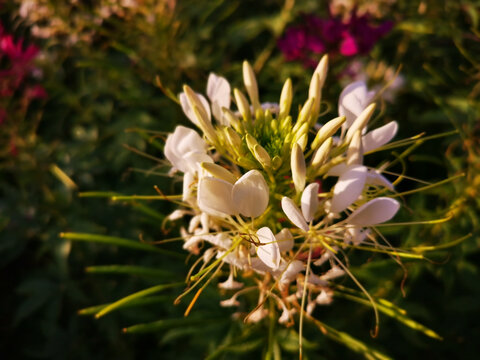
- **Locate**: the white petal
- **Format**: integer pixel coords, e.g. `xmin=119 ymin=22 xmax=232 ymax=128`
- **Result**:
xmin=330 ymin=165 xmax=367 ymax=213
xmin=220 ymin=297 xmax=240 ymax=307
xmin=319 ymin=266 xmax=345 ymax=281
xmin=275 ymin=228 xmax=294 ymax=252
xmin=339 ymin=81 xmax=374 ymax=132
xmin=312 ymin=249 xmax=335 ymax=266
xmin=278 ymin=306 xmax=296 ymax=324
xmin=167 ymin=209 xmax=188 ymax=221
xmin=204 ymin=233 xmax=232 ymax=249
xmin=165 ymin=126 xmax=208 ymax=173
xmin=301 ymin=183 xmax=319 ymax=222
xmin=197 ymin=176 xmax=235 ymax=217
xmin=218 ymin=273 xmax=243 ymax=290
xmin=188 ymin=215 xmax=201 ymax=233
xmin=306 ymin=301 xmax=316 ymax=315
xmin=207 ymin=73 xmax=231 ymax=124
xmin=183 ymin=151 xmax=213 ymax=174
xmin=366 ymin=170 xmax=394 ymax=191
xmin=281 ymin=197 xmax=309 ymax=231
xmin=182 ymin=171 xmax=196 ymax=203
xmin=363 ymin=121 xmax=398 ymax=153
xmin=344 ymin=227 xmax=370 ymax=245
xmin=179 ymin=92 xmax=211 ymax=127
xmin=315 ymin=290 xmax=333 ymax=305
xmin=256 ymin=227 xmax=281 ymax=269
xmin=346 ymin=197 xmax=400 ymax=226
xmin=327 ymin=163 xmax=348 ymax=177
xmin=248 ymin=257 xmax=270 ymax=274
xmin=246 ymin=307 xmax=268 ymax=323
xmin=279 ymin=260 xmax=305 ymax=284
xmin=232 ymin=170 xmax=269 ymax=218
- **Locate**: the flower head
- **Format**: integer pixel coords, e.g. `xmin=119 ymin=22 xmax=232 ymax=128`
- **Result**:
xmin=150 ymin=54 xmax=442 ymax=357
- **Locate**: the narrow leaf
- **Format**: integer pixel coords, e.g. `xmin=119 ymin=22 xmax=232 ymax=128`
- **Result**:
xmin=95 ymin=283 xmax=183 ymax=318
xmin=60 ymin=232 xmax=184 ymax=259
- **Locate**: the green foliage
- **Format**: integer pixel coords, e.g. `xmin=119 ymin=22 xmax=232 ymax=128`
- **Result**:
xmin=1 ymin=0 xmax=479 ymax=359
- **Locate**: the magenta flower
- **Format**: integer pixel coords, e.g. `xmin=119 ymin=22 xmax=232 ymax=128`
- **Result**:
xmin=278 ymin=11 xmax=393 ymax=67
xmin=0 ymin=21 xmax=46 ymax=126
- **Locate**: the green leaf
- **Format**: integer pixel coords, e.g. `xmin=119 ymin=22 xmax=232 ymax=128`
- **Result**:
xmin=60 ymin=232 xmax=184 ymax=259
xmin=85 ymin=265 xmax=175 ymax=278
xmin=95 ymin=283 xmax=184 ymax=318
xmin=78 ymin=295 xmax=171 ymax=315
xmin=123 ymin=315 xmax=223 ymax=334
xmin=335 ymin=288 xmax=442 ymax=340
xmin=310 ymin=317 xmax=392 ymax=360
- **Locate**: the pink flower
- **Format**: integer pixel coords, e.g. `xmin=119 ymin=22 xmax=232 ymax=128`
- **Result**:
xmin=339 ymin=32 xmax=359 ymax=56
xmin=1 ymin=35 xmax=39 ymax=64
xmin=278 ymin=10 xmax=393 ymax=67
xmin=25 ymin=84 xmax=47 ymax=100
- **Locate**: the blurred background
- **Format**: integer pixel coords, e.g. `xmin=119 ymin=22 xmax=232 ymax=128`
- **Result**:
xmin=0 ymin=0 xmax=479 ymax=359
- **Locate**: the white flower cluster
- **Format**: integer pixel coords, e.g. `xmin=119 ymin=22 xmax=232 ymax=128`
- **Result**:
xmin=164 ymin=56 xmax=401 ymax=324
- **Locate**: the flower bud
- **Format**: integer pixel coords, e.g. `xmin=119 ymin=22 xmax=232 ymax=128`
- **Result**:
xmin=296 ymin=133 xmax=308 ymax=151
xmin=293 ymin=97 xmax=314 ymax=132
xmin=246 ymin=134 xmax=271 ymax=168
xmin=311 ymin=137 xmax=333 ymax=169
xmin=311 ymin=116 xmax=346 ymax=151
xmin=308 ymin=55 xmax=328 ymax=117
xmin=192 ymin=105 xmax=217 ymax=143
xmin=201 ymin=162 xmax=237 ymax=184
xmin=345 ymin=103 xmax=376 ymax=144
xmin=291 ymin=142 xmax=306 ymax=193
xmin=243 ymin=61 xmax=261 ymax=112
xmin=253 ymin=144 xmax=271 ymax=168
xmin=224 ymin=127 xmax=243 ymax=154
xmin=272 ymin=155 xmax=282 ymax=170
xmin=346 ymin=130 xmax=363 ymax=166
xmin=279 ymin=78 xmax=293 ymax=120
xmin=280 ymin=115 xmax=292 ymax=131
xmin=183 ymin=85 xmax=210 ymax=124
xmin=234 ymin=88 xmax=251 ymax=122
xmin=222 ymin=108 xmax=243 ymax=133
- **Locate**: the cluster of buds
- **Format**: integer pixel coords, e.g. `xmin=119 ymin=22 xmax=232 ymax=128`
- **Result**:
xmin=164 ymin=55 xmax=401 ymax=325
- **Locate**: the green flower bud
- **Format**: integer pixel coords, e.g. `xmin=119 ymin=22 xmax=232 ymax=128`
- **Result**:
xmin=279 ymin=78 xmax=293 ymax=121
xmin=243 ymin=61 xmax=261 ymax=112
xmin=201 ymin=162 xmax=238 ymax=184
xmin=234 ymin=88 xmax=251 ymax=122
xmin=311 ymin=116 xmax=346 ymax=151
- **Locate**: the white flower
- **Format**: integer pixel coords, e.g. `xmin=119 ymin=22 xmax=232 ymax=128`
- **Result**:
xmin=345 ymin=197 xmax=400 ymax=226
xmin=246 ymin=307 xmax=268 ymax=323
xmin=339 ymin=81 xmax=376 ymax=133
xmin=164 ymin=126 xmax=212 ymax=173
xmin=301 ymin=183 xmax=320 ymax=222
xmin=206 ymin=73 xmax=231 ymax=125
xmin=279 ymin=260 xmax=305 ymax=285
xmin=319 ymin=266 xmax=345 ymax=281
xmin=197 ymin=170 xmax=269 ymax=218
xmin=256 ymin=227 xmax=281 ymax=270
xmin=362 ymin=121 xmax=398 ymax=154
xmin=315 ymin=290 xmax=333 ymax=305
xmin=276 ymin=228 xmax=294 ymax=252
xmin=179 ymin=73 xmax=231 ymax=126
xmin=278 ymin=306 xmax=296 ymax=324
xmin=281 ymin=197 xmax=308 ymax=231
xmin=330 ymin=165 xmax=368 ymax=214
xmin=220 ymin=297 xmax=240 ymax=307
xmin=218 ymin=272 xmax=243 ymax=290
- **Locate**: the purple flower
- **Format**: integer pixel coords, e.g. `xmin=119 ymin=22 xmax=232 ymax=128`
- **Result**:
xmin=278 ymin=10 xmax=393 ymax=67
